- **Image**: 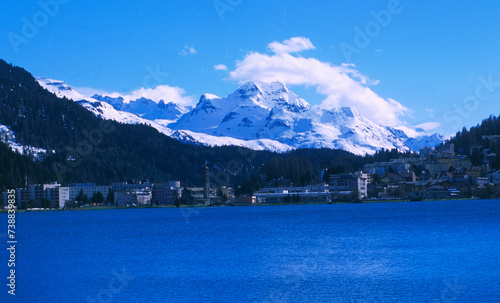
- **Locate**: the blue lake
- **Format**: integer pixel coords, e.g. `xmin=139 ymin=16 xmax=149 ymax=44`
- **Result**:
xmin=1 ymin=199 xmax=500 ymax=302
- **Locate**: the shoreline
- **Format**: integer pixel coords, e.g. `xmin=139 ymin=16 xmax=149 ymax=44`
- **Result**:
xmin=0 ymin=197 xmax=484 ymax=213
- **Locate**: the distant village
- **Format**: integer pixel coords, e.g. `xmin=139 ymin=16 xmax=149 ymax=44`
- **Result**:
xmin=2 ymin=141 xmax=500 ymax=210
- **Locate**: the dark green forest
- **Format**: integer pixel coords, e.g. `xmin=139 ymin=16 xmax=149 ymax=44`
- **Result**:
xmin=449 ymin=115 xmax=500 ymax=168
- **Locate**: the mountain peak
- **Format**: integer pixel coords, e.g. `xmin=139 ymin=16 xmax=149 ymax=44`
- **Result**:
xmin=236 ymin=81 xmax=263 ymax=98
xmin=194 ymin=94 xmax=219 ymax=114
xmin=91 ymin=94 xmax=125 ymax=110
xmin=35 ymin=77 xmax=69 ymax=90
xmin=261 ymin=81 xmax=289 ymax=94
xmin=199 ymin=93 xmax=220 ymax=102
xmin=237 ymin=80 xmax=290 ymax=96
xmin=228 ymin=80 xmax=309 ymax=113
xmin=36 ymin=77 xmax=92 ymax=102
xmin=197 ymin=94 xmax=220 ymax=107
xmin=338 ymin=107 xmax=359 ymax=118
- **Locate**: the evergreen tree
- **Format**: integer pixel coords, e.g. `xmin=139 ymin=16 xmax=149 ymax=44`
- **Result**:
xmin=91 ymin=191 xmax=104 ymax=204
xmin=75 ymin=189 xmax=84 ymax=206
xmin=82 ymin=194 xmax=89 ymax=205
xmin=107 ymin=189 xmax=114 ymax=205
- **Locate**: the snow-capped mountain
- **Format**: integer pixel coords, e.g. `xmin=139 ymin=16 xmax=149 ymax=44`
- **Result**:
xmin=91 ymin=94 xmax=191 ymax=121
xmin=171 ymin=81 xmax=309 ymax=136
xmin=37 ymin=77 xmax=191 ymax=121
xmin=385 ymin=126 xmax=445 ymax=152
xmin=36 ymin=77 xmax=444 ymax=155
xmin=36 ymin=77 xmax=93 ymax=102
xmin=170 ymin=81 xmax=444 ymax=155
xmin=35 ymin=78 xmax=294 ymax=152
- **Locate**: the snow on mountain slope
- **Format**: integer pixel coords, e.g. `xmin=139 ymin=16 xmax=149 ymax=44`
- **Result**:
xmin=385 ymin=126 xmax=446 ymax=152
xmin=92 ymin=94 xmax=191 ymax=120
xmin=36 ymin=77 xmax=176 ymax=134
xmin=37 ymin=77 xmax=190 ymax=120
xmin=170 ymin=129 xmax=294 ymax=152
xmin=171 ymin=81 xmax=309 ymax=136
xmin=36 ymin=77 xmax=176 ymax=129
xmin=36 ymin=77 xmax=444 ymax=155
xmin=35 ymin=77 xmax=293 ymax=152
xmin=36 ymin=77 xmax=94 ymax=101
xmin=169 ymin=81 xmax=440 ymax=155
xmin=89 ymin=95 xmax=125 ymax=109
xmin=0 ymin=124 xmax=53 ymax=159
xmin=76 ymin=99 xmax=294 ymax=151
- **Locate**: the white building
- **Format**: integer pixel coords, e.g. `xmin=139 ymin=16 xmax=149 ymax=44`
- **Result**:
xmin=115 ymin=190 xmax=152 ymax=207
xmin=58 ymin=187 xmax=70 ymax=208
xmin=329 ymin=173 xmax=367 ymax=199
xmin=254 ymin=184 xmax=331 ymax=203
xmin=474 ymin=177 xmax=489 ymax=188
xmin=68 ymin=183 xmax=111 ymax=202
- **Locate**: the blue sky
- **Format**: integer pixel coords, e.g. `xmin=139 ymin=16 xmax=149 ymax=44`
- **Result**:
xmin=2 ymin=0 xmax=500 ymax=135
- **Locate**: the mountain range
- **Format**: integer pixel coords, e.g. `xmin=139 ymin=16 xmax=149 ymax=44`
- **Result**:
xmin=0 ymin=60 xmax=450 ymax=188
xmin=1 ymin=60 xmax=293 ymax=187
xmin=36 ymin=78 xmax=444 ymax=155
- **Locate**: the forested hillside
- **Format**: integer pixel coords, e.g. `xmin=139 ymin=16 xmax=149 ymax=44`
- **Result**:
xmin=0 ymin=141 xmax=54 ymax=188
xmin=449 ymin=115 xmax=500 ymax=168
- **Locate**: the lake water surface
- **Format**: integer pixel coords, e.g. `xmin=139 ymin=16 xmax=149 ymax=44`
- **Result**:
xmin=2 ymin=199 xmax=499 ymax=302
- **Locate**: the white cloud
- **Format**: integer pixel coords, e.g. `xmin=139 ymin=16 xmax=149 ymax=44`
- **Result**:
xmin=415 ymin=122 xmax=441 ymax=131
xmin=179 ymin=45 xmax=197 ymax=56
xmin=268 ymin=37 xmax=315 ymax=54
xmin=213 ymin=64 xmax=228 ymax=71
xmin=393 ymin=125 xmax=423 ymax=138
xmin=228 ymin=38 xmax=410 ymax=126
xmin=77 ymin=85 xmax=196 ymax=107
